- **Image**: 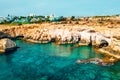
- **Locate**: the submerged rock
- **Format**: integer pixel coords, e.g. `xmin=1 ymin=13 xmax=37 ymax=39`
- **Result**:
xmin=0 ymin=38 xmax=17 ymax=53
xmin=76 ymin=57 xmax=115 ymax=66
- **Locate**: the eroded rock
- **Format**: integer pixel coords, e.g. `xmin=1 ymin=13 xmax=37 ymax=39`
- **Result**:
xmin=1 ymin=25 xmax=120 ymax=64
xmin=0 ymin=38 xmax=17 ymax=53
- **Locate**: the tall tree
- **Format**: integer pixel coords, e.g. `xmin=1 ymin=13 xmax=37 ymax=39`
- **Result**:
xmin=70 ymin=16 xmax=75 ymax=21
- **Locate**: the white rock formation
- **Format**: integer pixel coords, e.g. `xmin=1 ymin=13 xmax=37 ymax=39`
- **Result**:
xmin=0 ymin=38 xmax=16 ymax=53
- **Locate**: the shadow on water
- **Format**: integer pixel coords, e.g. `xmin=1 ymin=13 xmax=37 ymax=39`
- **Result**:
xmin=4 ymin=47 xmax=20 ymax=55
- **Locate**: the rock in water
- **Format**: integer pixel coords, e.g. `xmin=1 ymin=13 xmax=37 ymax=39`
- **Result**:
xmin=0 ymin=38 xmax=16 ymax=53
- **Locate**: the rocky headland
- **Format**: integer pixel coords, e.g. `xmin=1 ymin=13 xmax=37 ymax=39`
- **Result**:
xmin=0 ymin=22 xmax=120 ymax=65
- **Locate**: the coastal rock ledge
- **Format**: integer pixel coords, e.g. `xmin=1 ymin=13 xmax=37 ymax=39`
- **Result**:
xmin=1 ymin=24 xmax=120 ymax=65
xmin=0 ymin=38 xmax=17 ymax=54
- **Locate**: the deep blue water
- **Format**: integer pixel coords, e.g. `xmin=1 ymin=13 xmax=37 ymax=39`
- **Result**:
xmin=0 ymin=40 xmax=120 ymax=80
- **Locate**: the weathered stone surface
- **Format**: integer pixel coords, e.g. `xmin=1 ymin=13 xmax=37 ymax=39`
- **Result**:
xmin=0 ymin=38 xmax=16 ymax=53
xmin=1 ymin=24 xmax=120 ymax=63
xmin=0 ymin=25 xmax=114 ymax=47
xmin=0 ymin=31 xmax=10 ymax=39
xmin=0 ymin=26 xmax=111 ymax=46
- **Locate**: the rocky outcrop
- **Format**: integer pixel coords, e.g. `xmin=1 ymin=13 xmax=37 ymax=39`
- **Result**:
xmin=1 ymin=24 xmax=120 ymax=64
xmin=0 ymin=25 xmax=115 ymax=50
xmin=76 ymin=58 xmax=115 ymax=66
xmin=0 ymin=31 xmax=10 ymax=39
xmin=1 ymin=26 xmax=111 ymax=46
xmin=0 ymin=38 xmax=17 ymax=53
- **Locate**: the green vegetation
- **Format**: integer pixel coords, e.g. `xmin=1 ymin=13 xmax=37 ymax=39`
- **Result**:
xmin=0 ymin=14 xmax=120 ymax=25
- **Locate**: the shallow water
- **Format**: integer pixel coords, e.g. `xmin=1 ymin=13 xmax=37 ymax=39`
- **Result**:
xmin=0 ymin=40 xmax=120 ymax=80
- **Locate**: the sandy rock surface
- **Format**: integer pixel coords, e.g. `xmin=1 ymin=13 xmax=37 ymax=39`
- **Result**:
xmin=0 ymin=38 xmax=16 ymax=53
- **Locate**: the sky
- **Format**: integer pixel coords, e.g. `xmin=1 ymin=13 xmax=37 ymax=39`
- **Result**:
xmin=0 ymin=0 xmax=120 ymax=17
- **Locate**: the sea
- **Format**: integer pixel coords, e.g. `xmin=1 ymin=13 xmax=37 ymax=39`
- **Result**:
xmin=0 ymin=40 xmax=120 ymax=80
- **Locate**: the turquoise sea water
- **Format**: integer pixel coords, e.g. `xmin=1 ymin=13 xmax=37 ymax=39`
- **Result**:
xmin=0 ymin=40 xmax=120 ymax=80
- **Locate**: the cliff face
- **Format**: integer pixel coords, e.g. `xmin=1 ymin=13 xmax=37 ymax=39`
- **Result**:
xmin=0 ymin=24 xmax=119 ymax=52
xmin=0 ymin=38 xmax=16 ymax=53
xmin=1 ymin=24 xmax=120 ymax=65
xmin=1 ymin=25 xmax=112 ymax=47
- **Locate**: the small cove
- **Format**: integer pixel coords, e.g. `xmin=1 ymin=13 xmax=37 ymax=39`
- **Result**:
xmin=0 ymin=40 xmax=120 ymax=80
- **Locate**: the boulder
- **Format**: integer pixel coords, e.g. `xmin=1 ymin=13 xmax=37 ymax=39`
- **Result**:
xmin=0 ymin=38 xmax=17 ymax=53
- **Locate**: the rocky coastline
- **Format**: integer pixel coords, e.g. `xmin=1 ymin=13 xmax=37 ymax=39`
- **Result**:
xmin=0 ymin=23 xmax=120 ymax=65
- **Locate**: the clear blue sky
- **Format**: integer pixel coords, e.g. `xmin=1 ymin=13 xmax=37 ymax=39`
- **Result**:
xmin=0 ymin=0 xmax=120 ymax=16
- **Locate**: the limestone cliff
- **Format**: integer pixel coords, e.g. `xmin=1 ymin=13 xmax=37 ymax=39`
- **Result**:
xmin=1 ymin=25 xmax=111 ymax=46
xmin=1 ymin=24 xmax=120 ymax=63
